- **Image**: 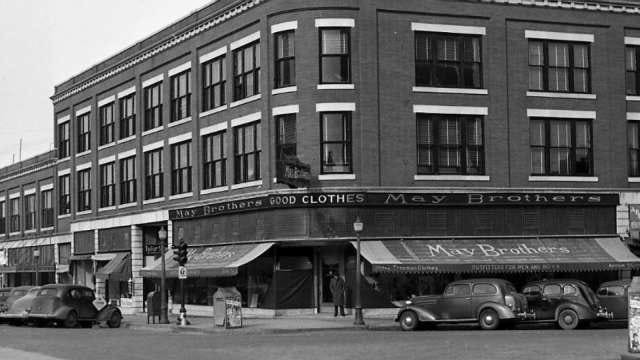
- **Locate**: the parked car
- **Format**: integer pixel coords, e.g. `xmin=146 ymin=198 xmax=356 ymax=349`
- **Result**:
xmin=0 ymin=286 xmax=33 ymax=314
xmin=27 ymin=284 xmax=122 ymax=328
xmin=1 ymin=286 xmax=41 ymax=325
xmin=0 ymin=287 xmax=13 ymax=312
xmin=393 ymin=278 xmax=530 ymax=331
xmin=522 ymin=279 xmax=612 ymax=330
xmin=596 ymin=279 xmax=631 ymax=321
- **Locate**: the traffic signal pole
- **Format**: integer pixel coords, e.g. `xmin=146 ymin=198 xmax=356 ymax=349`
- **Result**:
xmin=174 ymin=240 xmax=189 ymax=326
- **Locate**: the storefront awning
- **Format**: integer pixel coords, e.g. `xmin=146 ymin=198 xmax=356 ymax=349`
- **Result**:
xmin=0 ymin=266 xmax=16 ymax=274
xmin=352 ymin=237 xmax=640 ymax=273
xmin=140 ymin=242 xmax=274 ymax=278
xmin=96 ymin=253 xmax=131 ymax=282
xmin=69 ymin=254 xmax=93 ymax=261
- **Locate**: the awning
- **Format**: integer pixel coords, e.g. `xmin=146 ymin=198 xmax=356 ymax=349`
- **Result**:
xmin=96 ymin=253 xmax=131 ymax=282
xmin=69 ymin=254 xmax=93 ymax=261
xmin=140 ymin=242 xmax=274 ymax=278
xmin=353 ymin=237 xmax=640 ymax=273
xmin=0 ymin=266 xmax=16 ymax=274
xmin=92 ymin=253 xmax=117 ymax=262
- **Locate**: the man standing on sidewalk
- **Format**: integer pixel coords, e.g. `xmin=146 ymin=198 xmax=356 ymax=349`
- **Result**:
xmin=329 ymin=271 xmax=346 ymax=317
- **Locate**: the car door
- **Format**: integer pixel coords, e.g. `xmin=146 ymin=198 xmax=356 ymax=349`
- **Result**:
xmin=66 ymin=288 xmax=83 ymax=315
xmin=78 ymin=289 xmax=98 ymax=320
xmin=438 ymin=284 xmax=473 ymax=320
xmin=539 ymin=284 xmax=562 ymax=320
xmin=472 ymin=283 xmax=500 ymax=315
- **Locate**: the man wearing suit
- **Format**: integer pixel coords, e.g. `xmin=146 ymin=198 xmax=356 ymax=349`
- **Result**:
xmin=329 ymin=271 xmax=346 ymax=317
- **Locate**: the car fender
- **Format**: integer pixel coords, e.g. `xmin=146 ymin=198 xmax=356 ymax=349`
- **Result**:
xmin=53 ymin=305 xmax=75 ymax=320
xmin=398 ymin=306 xmax=437 ymax=322
xmin=475 ymin=302 xmax=516 ymax=320
xmin=96 ymin=304 xmax=121 ymax=322
xmin=554 ymin=303 xmax=595 ymax=321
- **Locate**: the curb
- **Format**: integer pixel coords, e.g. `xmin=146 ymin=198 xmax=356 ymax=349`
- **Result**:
xmin=124 ymin=322 xmax=398 ymax=334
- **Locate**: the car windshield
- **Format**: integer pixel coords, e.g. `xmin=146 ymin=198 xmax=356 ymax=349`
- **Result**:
xmin=38 ymin=289 xmax=58 ymax=297
xmin=12 ymin=290 xmax=26 ymax=297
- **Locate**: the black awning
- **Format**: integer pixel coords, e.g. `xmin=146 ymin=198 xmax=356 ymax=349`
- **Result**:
xmin=95 ymin=253 xmax=131 ymax=282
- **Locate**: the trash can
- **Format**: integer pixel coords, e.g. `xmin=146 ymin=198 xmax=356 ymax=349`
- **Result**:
xmin=213 ymin=287 xmax=242 ymax=328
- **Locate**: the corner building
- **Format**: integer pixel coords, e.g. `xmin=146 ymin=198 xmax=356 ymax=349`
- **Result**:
xmin=5 ymin=0 xmax=640 ymax=315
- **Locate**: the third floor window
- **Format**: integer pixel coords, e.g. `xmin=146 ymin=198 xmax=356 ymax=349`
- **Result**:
xmin=233 ymin=41 xmax=261 ymax=101
xmin=24 ymin=194 xmax=35 ymax=231
xmin=202 ymin=56 xmax=226 ymax=111
xmin=320 ymin=28 xmax=350 ymax=84
xmin=530 ymin=118 xmax=592 ymax=176
xmin=234 ymin=121 xmax=261 ymax=183
xmin=77 ymin=112 xmax=91 ymax=153
xmin=627 ymin=45 xmax=640 ymax=96
xmin=41 ymin=190 xmax=53 ymax=228
xmin=99 ymin=103 xmax=115 ymax=146
xmin=415 ymin=32 xmax=482 ymax=88
xmin=77 ymin=169 xmax=91 ymax=212
xmin=119 ymin=93 xmax=136 ymax=139
xmin=170 ymin=70 xmax=191 ymax=122
xmin=10 ymin=198 xmax=19 ymax=233
xmin=59 ymin=174 xmax=70 ymax=215
xmin=144 ymin=83 xmax=162 ymax=131
xmin=0 ymin=201 xmax=5 ymax=234
xmin=58 ymin=121 xmax=70 ymax=158
xmin=529 ymin=40 xmax=591 ymax=93
xmin=274 ymin=30 xmax=295 ymax=88
xmin=144 ymin=149 xmax=163 ymax=200
xmin=120 ymin=156 xmax=136 ymax=204
xmin=100 ymin=162 xmax=115 ymax=208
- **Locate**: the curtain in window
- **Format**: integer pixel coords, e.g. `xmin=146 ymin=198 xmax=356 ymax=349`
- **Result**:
xmin=548 ymin=43 xmax=569 ymax=92
xmin=322 ymin=30 xmax=348 ymax=54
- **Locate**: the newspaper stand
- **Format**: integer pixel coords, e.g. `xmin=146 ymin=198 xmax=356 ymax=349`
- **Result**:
xmin=213 ymin=287 xmax=242 ymax=328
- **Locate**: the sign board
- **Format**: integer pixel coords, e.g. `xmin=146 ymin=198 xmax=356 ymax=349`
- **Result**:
xmin=225 ymin=301 xmax=242 ymax=328
xmin=178 ymin=266 xmax=187 ymax=279
xmin=629 ymin=277 xmax=640 ymax=353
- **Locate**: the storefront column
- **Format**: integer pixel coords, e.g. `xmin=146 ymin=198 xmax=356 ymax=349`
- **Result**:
xmin=53 ymin=244 xmax=59 ymax=284
xmin=131 ymin=225 xmax=144 ymax=313
xmin=94 ymin=229 xmax=105 ymax=298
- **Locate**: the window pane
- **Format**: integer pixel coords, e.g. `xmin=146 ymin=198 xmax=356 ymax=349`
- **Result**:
xmin=531 ymin=148 xmax=545 ymax=174
xmin=438 ymin=119 xmax=460 ymax=145
xmin=415 ymin=33 xmax=429 ymax=61
xmin=529 ymin=41 xmax=543 ymax=65
xmin=321 ymin=57 xmax=348 ymax=83
xmin=549 ymin=121 xmax=571 ymax=146
xmin=437 ymin=38 xmax=458 ymax=61
xmin=416 ymin=117 xmax=433 ymax=144
xmin=529 ymin=67 xmax=543 ymax=91
xmin=322 ymin=29 xmax=348 ymax=54
xmin=573 ymin=69 xmax=589 ymax=93
xmin=575 ymin=121 xmax=591 ymax=148
xmin=627 ymin=47 xmax=637 ymax=71
xmin=548 ymin=68 xmax=569 ymax=92
xmin=548 ymin=43 xmax=569 ymax=67
xmin=630 ymin=123 xmax=640 ymax=149
xmin=573 ymin=44 xmax=589 ymax=68
xmin=550 ymin=149 xmax=571 ymax=175
xmin=323 ymin=113 xmax=346 ymax=141
xmin=463 ymin=38 xmax=481 ymax=62
xmin=466 ymin=118 xmax=483 ymax=146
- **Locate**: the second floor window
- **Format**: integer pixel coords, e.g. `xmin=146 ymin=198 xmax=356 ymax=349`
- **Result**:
xmin=10 ymin=198 xmax=19 ymax=233
xmin=170 ymin=70 xmax=191 ymax=122
xmin=234 ymin=121 xmax=261 ymax=183
xmin=59 ymin=174 xmax=70 ymax=215
xmin=120 ymin=156 xmax=137 ymax=204
xmin=0 ymin=201 xmax=5 ymax=234
xmin=58 ymin=121 xmax=70 ymax=158
xmin=529 ymin=40 xmax=590 ymax=93
xmin=99 ymin=103 xmax=115 ymax=146
xmin=144 ymin=83 xmax=163 ymax=131
xmin=321 ymin=112 xmax=352 ymax=174
xmin=627 ymin=46 xmax=640 ymax=96
xmin=202 ymin=131 xmax=226 ymax=189
xmin=41 ymin=190 xmax=53 ymax=228
xmin=274 ymin=30 xmax=295 ymax=88
xmin=530 ymin=118 xmax=592 ymax=176
xmin=320 ymin=28 xmax=350 ymax=84
xmin=77 ymin=169 xmax=91 ymax=212
xmin=24 ymin=194 xmax=35 ymax=231
xmin=171 ymin=141 xmax=192 ymax=195
xmin=100 ymin=162 xmax=115 ymax=208
xmin=416 ymin=114 xmax=484 ymax=175
xmin=202 ymin=56 xmax=226 ymax=111
xmin=629 ymin=122 xmax=640 ymax=177
xmin=145 ymin=149 xmax=163 ymax=200
xmin=119 ymin=94 xmax=136 ymax=139
xmin=275 ymin=114 xmax=297 ymax=177
xmin=77 ymin=113 xmax=91 ymax=153
xmin=233 ymin=41 xmax=261 ymax=101
xmin=415 ymin=32 xmax=482 ymax=88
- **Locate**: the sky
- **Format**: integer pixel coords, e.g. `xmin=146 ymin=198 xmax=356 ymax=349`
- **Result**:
xmin=0 ymin=0 xmax=213 ymax=168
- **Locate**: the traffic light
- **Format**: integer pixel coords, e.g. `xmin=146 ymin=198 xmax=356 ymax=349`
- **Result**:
xmin=173 ymin=240 xmax=188 ymax=266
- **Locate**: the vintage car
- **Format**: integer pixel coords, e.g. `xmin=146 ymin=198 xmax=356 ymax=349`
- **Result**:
xmin=596 ymin=279 xmax=631 ymax=321
xmin=393 ymin=278 xmax=530 ymax=331
xmin=1 ymin=286 xmax=41 ymax=325
xmin=26 ymin=284 xmax=122 ymax=328
xmin=0 ymin=287 xmax=13 ymax=312
xmin=522 ymin=279 xmax=612 ymax=330
xmin=0 ymin=286 xmax=33 ymax=313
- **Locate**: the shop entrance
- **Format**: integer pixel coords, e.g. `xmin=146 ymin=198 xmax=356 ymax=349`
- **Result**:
xmin=315 ymin=246 xmax=345 ymax=313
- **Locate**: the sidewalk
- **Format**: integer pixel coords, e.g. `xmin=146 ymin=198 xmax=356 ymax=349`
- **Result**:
xmin=124 ymin=312 xmax=398 ymax=334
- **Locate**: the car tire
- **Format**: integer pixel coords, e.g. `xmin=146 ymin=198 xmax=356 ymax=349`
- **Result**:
xmin=558 ymin=309 xmax=579 ymax=330
xmin=399 ymin=310 xmax=419 ymax=331
xmin=64 ymin=311 xmax=78 ymax=328
xmin=479 ymin=309 xmax=500 ymax=330
xmin=107 ymin=312 xmax=122 ymax=328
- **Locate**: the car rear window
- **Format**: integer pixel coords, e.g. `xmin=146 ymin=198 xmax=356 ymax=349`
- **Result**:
xmin=563 ymin=285 xmax=578 ymax=295
xmin=543 ymin=284 xmax=562 ymax=296
xmin=473 ymin=283 xmax=498 ymax=296
xmin=445 ymin=284 xmax=471 ymax=296
xmin=38 ymin=289 xmax=58 ymax=297
xmin=523 ymin=285 xmax=540 ymax=295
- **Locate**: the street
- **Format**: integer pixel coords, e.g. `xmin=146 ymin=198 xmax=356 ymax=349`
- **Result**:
xmin=0 ymin=324 xmax=629 ymax=360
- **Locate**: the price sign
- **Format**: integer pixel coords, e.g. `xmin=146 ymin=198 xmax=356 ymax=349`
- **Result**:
xmin=178 ymin=266 xmax=187 ymax=279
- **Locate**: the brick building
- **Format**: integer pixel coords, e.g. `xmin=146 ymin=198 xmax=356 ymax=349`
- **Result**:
xmin=2 ymin=0 xmax=640 ymax=315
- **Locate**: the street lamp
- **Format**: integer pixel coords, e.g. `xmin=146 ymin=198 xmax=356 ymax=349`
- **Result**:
xmin=157 ymin=226 xmax=170 ymax=324
xmin=353 ymin=216 xmax=365 ymax=326
xmin=33 ymin=248 xmax=40 ymax=286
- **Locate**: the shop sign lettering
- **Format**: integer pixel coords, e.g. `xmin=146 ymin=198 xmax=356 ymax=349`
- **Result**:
xmin=424 ymin=243 xmax=570 ymax=257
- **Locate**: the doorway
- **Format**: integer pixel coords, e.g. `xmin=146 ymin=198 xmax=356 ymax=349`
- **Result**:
xmin=315 ymin=246 xmax=345 ymax=313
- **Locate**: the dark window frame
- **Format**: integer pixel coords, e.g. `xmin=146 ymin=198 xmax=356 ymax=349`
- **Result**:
xmin=41 ymin=190 xmax=53 ymax=228
xmin=144 ymin=82 xmax=163 ymax=131
xmin=170 ymin=141 xmax=192 ymax=195
xmin=0 ymin=201 xmax=5 ymax=234
xmin=99 ymin=102 xmax=115 ymax=146
xmin=77 ymin=112 xmax=91 ymax=153
xmin=627 ymin=45 xmax=640 ymax=96
xmin=144 ymin=148 xmax=163 ymax=200
xmin=234 ymin=121 xmax=261 ymax=183
xmin=59 ymin=174 xmax=70 ymax=215
xmin=274 ymin=30 xmax=295 ymax=89
xmin=319 ymin=27 xmax=351 ymax=84
xmin=58 ymin=121 xmax=70 ymax=158
xmin=119 ymin=93 xmax=136 ymax=139
xmin=99 ymin=162 xmax=115 ymax=208
xmin=233 ymin=41 xmax=261 ymax=101
xmin=202 ymin=56 xmax=226 ymax=112
xmin=275 ymin=113 xmax=297 ymax=175
xmin=120 ymin=156 xmax=137 ymax=204
xmin=528 ymin=39 xmax=592 ymax=93
xmin=530 ymin=118 xmax=593 ymax=176
xmin=77 ymin=169 xmax=91 ymax=212
xmin=9 ymin=198 xmax=19 ymax=233
xmin=24 ymin=194 xmax=35 ymax=231
xmin=320 ymin=112 xmax=352 ymax=174
xmin=202 ymin=131 xmax=226 ymax=189
xmin=170 ymin=70 xmax=191 ymax=122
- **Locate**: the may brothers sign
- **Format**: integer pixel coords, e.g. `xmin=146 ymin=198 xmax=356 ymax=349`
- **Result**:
xmin=169 ymin=192 xmax=618 ymax=220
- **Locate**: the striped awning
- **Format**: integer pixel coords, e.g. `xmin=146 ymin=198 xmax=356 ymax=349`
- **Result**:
xmin=352 ymin=237 xmax=640 ymax=273
xmin=95 ymin=253 xmax=131 ymax=281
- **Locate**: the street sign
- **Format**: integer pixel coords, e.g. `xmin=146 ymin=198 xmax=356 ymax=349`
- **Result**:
xmin=178 ymin=266 xmax=187 ymax=279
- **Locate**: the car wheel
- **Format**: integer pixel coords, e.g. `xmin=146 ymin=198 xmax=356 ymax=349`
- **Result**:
xmin=479 ymin=309 xmax=500 ymax=330
xmin=64 ymin=311 xmax=78 ymax=328
xmin=558 ymin=309 xmax=579 ymax=330
xmin=107 ymin=312 xmax=122 ymax=328
xmin=399 ymin=310 xmax=419 ymax=331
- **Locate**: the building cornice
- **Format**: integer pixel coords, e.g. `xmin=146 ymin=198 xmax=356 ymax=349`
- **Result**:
xmin=50 ymin=0 xmax=265 ymax=105
xmin=477 ymin=0 xmax=640 ymax=14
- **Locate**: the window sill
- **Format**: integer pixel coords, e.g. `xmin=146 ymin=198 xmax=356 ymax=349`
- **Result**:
xmin=231 ymin=180 xmax=263 ymax=190
xmin=75 ymin=150 xmax=91 ymax=158
xmin=142 ymin=127 xmax=164 ymax=137
xmin=118 ymin=202 xmax=138 ymax=209
xmin=76 ymin=210 xmax=92 ymax=216
xmin=24 ymin=229 xmax=36 ymax=234
xmin=628 ymin=177 xmax=640 ymax=183
xmin=272 ymin=86 xmax=297 ymax=95
xmin=627 ymin=96 xmax=640 ymax=102
xmin=98 ymin=142 xmax=116 ymax=151
xmin=57 ymin=157 xmax=71 ymax=164
xmin=169 ymin=192 xmax=193 ymax=200
xmin=318 ymin=174 xmax=356 ymax=181
xmin=200 ymin=105 xmax=228 ymax=118
xmin=413 ymin=87 xmax=488 ymax=95
xmin=143 ymin=197 xmax=165 ymax=205
xmin=526 ymin=91 xmax=596 ymax=100
xmin=99 ymin=206 xmax=116 ymax=212
xmin=414 ymin=175 xmax=490 ymax=181
xmin=41 ymin=226 xmax=54 ymax=232
xmin=9 ymin=232 xmax=20 ymax=237
xmin=168 ymin=117 xmax=192 ymax=128
xmin=201 ymin=186 xmax=229 ymax=195
xmin=528 ymin=176 xmax=598 ymax=182
xmin=57 ymin=214 xmax=71 ymax=219
xmin=230 ymin=94 xmax=261 ymax=108
xmin=118 ymin=135 xmax=136 ymax=144
xmin=317 ymin=84 xmax=354 ymax=90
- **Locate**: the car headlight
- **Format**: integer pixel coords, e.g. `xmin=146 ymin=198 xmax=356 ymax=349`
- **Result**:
xmin=405 ymin=300 xmax=413 ymax=306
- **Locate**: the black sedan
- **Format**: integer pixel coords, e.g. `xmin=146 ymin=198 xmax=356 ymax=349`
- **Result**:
xmin=596 ymin=279 xmax=631 ymax=321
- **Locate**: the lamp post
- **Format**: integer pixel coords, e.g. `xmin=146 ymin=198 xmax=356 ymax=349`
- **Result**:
xmin=157 ymin=226 xmax=169 ymax=324
xmin=33 ymin=248 xmax=40 ymax=286
xmin=353 ymin=217 xmax=365 ymax=326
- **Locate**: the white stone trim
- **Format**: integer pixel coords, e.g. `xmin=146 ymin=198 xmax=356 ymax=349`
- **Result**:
xmin=414 ymin=175 xmax=490 ymax=181
xmin=316 ymin=103 xmax=356 ymax=112
xmin=625 ymin=37 xmax=640 ymax=46
xmin=118 ymin=149 xmax=137 ymax=159
xmin=411 ymin=23 xmax=486 ymax=35
xmin=271 ymin=21 xmax=297 ymax=34
xmin=76 ymin=210 xmax=92 ymax=216
xmin=199 ymin=46 xmax=227 ymax=64
xmin=230 ymin=31 xmax=260 ymax=50
xmin=143 ymin=140 xmax=164 ymax=152
xmin=9 ymin=232 xmax=20 ymax=237
xmin=200 ymin=105 xmax=228 ymax=118
xmin=272 ymin=86 xmax=297 ymax=95
xmin=142 ymin=126 xmax=163 ymax=136
xmin=118 ymin=135 xmax=136 ymax=144
xmin=628 ymin=112 xmax=640 ymax=121
xmin=527 ymin=108 xmax=596 ymax=119
xmin=99 ymin=155 xmax=116 ymax=165
xmin=40 ymin=183 xmax=54 ymax=191
xmin=142 ymin=74 xmax=164 ymax=88
xmin=143 ymin=197 xmax=165 ymax=205
xmin=24 ymin=229 xmax=37 ymax=234
xmin=98 ymin=142 xmax=116 ymax=151
xmin=200 ymin=122 xmax=228 ymax=136
xmin=0 ymin=196 xmax=5 ymax=202
xmin=23 ymin=188 xmax=36 ymax=196
xmin=318 ymin=174 xmax=356 ymax=181
xmin=528 ymin=176 xmax=599 ymax=182
xmin=272 ymin=105 xmax=299 ymax=116
xmin=41 ymin=226 xmax=54 ymax=232
xmin=76 ymin=162 xmax=92 ymax=171
xmin=169 ymin=192 xmax=193 ymax=200
xmin=71 ymin=208 xmax=168 ymax=231
xmin=317 ymin=84 xmax=355 ymax=90
xmin=413 ymin=105 xmax=488 ymax=115
xmin=231 ymin=112 xmax=261 ymax=127
xmin=75 ymin=150 xmax=91 ymax=158
xmin=629 ymin=177 xmax=640 ymax=183
xmin=118 ymin=202 xmax=138 ymax=209
xmin=58 ymin=213 xmax=71 ymax=219
xmin=75 ymin=106 xmax=91 ymax=116
xmin=57 ymin=115 xmax=70 ymax=124
xmin=57 ymin=168 xmax=71 ymax=176
xmin=229 ymin=94 xmax=261 ymax=108
xmin=201 ymin=186 xmax=229 ymax=195
xmin=168 ymin=61 xmax=192 ymax=77
xmin=168 ymin=117 xmax=192 ymax=127
xmin=315 ymin=18 xmax=355 ymax=28
xmin=99 ymin=206 xmax=117 ymax=212
xmin=168 ymin=132 xmax=192 ymax=145
xmin=525 ymin=30 xmax=594 ymax=43
xmin=628 ymin=96 xmax=640 ymax=102
xmin=57 ymin=157 xmax=70 ymax=164
xmin=413 ymin=87 xmax=488 ymax=95
xmin=526 ymin=91 xmax=596 ymax=99
xmin=117 ymin=86 xmax=136 ymax=98
xmin=98 ymin=95 xmax=115 ymax=107
xmin=231 ymin=180 xmax=263 ymax=189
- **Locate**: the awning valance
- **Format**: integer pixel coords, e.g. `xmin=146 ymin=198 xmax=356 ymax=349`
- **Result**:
xmin=96 ymin=253 xmax=131 ymax=281
xmin=69 ymin=254 xmax=93 ymax=261
xmin=353 ymin=237 xmax=640 ymax=274
xmin=140 ymin=242 xmax=274 ymax=278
